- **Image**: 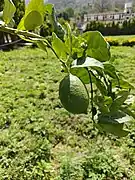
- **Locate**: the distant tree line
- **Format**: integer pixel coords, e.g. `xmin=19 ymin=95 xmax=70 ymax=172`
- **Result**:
xmin=84 ymin=19 xmax=135 ymax=35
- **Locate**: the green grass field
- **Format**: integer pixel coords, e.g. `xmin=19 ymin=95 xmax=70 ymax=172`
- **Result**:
xmin=111 ymin=46 xmax=135 ymax=84
xmin=0 ymin=46 xmax=135 ymax=179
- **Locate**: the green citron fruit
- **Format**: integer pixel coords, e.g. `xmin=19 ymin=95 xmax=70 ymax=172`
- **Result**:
xmin=59 ymin=74 xmax=89 ymax=114
xmin=24 ymin=11 xmax=42 ymax=30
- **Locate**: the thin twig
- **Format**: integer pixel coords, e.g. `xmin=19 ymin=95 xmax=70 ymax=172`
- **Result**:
xmin=0 ymin=25 xmax=42 ymax=39
xmin=0 ymin=39 xmax=22 ymax=48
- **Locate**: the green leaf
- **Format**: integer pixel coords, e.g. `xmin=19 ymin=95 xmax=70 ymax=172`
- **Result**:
xmin=97 ymin=112 xmax=130 ymax=137
xmin=8 ymin=18 xmax=15 ymax=27
xmin=112 ymin=78 xmax=134 ymax=89
xmin=94 ymin=95 xmax=110 ymax=114
xmin=104 ymin=96 xmax=113 ymax=106
xmin=54 ymin=22 xmax=65 ymax=40
xmin=52 ymin=33 xmax=68 ymax=60
xmin=82 ymin=31 xmax=110 ymax=62
xmin=3 ymin=0 xmax=16 ymax=25
xmin=110 ymin=90 xmax=129 ymax=112
xmin=72 ymin=57 xmax=104 ymax=69
xmin=94 ymin=77 xmax=108 ymax=96
xmin=49 ymin=6 xmax=65 ymax=40
xmin=98 ymin=122 xmax=129 ymax=137
xmin=64 ymin=22 xmax=72 ymax=56
xmin=71 ymin=35 xmax=86 ymax=59
xmin=18 ymin=0 xmax=44 ymax=30
xmin=99 ymin=111 xmax=131 ymax=124
xmin=103 ymin=62 xmax=118 ymax=79
xmin=71 ymin=67 xmax=90 ymax=84
xmin=44 ymin=4 xmax=54 ymax=14
xmin=24 ymin=11 xmax=42 ymax=30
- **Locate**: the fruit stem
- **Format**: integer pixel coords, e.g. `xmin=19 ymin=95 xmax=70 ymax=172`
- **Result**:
xmin=87 ymin=68 xmax=95 ymax=123
xmin=46 ymin=42 xmax=69 ymax=73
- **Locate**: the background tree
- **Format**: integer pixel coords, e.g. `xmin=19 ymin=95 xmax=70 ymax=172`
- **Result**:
xmin=94 ymin=0 xmax=113 ymax=12
xmin=65 ymin=7 xmax=74 ymax=18
xmin=0 ymin=0 xmax=4 ymax=11
xmin=113 ymin=0 xmax=125 ymax=11
xmin=12 ymin=0 xmax=25 ymax=25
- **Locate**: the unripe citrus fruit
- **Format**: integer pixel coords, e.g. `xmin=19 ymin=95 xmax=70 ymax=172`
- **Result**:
xmin=59 ymin=74 xmax=89 ymax=114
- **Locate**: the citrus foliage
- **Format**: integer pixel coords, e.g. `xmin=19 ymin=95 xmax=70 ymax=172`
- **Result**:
xmin=0 ymin=0 xmax=134 ymax=137
xmin=0 ymin=0 xmax=24 ymax=25
xmin=24 ymin=11 xmax=43 ymax=30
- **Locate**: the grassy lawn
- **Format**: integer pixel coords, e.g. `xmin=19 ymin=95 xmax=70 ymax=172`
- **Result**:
xmin=0 ymin=46 xmax=135 ymax=179
xmin=111 ymin=46 xmax=135 ymax=85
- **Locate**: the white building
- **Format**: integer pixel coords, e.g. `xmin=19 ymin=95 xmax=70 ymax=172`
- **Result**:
xmin=124 ymin=2 xmax=132 ymax=13
xmin=83 ymin=1 xmax=134 ymax=23
xmin=84 ymin=11 xmax=135 ymax=23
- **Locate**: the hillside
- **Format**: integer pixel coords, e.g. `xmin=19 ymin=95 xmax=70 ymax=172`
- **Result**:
xmin=47 ymin=0 xmax=93 ymax=10
xmin=47 ymin=0 xmax=132 ymax=12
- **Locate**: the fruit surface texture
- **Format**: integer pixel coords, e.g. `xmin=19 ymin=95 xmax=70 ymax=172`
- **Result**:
xmin=59 ymin=74 xmax=89 ymax=114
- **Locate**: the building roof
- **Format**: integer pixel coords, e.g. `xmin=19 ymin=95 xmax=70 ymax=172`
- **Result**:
xmin=125 ymin=2 xmax=132 ymax=8
xmin=84 ymin=11 xmax=126 ymax=16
